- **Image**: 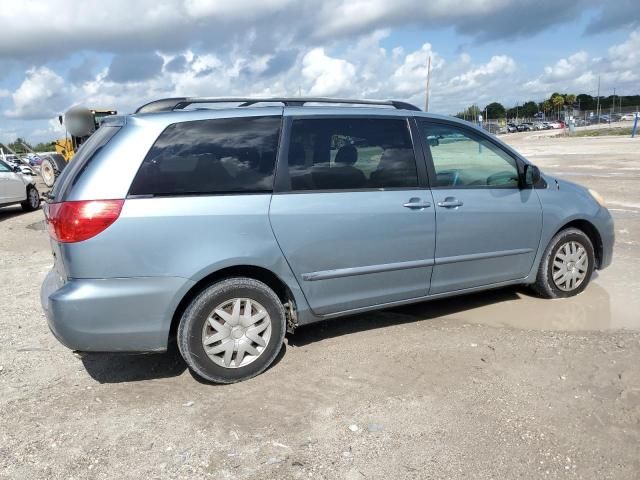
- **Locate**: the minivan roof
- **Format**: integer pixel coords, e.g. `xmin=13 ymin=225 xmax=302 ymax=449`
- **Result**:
xmin=130 ymin=96 xmax=471 ymax=125
xmin=128 ymin=104 xmax=464 ymax=127
xmin=134 ymin=97 xmax=422 ymax=114
xmin=127 ymin=96 xmax=502 ymax=145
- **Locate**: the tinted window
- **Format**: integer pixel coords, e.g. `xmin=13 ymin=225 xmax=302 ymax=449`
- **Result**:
xmin=286 ymin=117 xmax=418 ymax=191
xmin=129 ymin=116 xmax=281 ymax=196
xmin=50 ymin=125 xmax=121 ymax=201
xmin=421 ymin=122 xmax=519 ymax=188
xmin=0 ymin=160 xmax=11 ymax=172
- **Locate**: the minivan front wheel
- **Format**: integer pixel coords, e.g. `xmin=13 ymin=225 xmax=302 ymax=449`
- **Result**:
xmin=178 ymin=277 xmax=286 ymax=383
xmin=533 ymin=228 xmax=595 ymax=298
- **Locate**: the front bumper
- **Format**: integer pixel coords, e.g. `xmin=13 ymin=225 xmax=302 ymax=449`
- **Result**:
xmin=40 ymin=270 xmax=193 ymax=352
xmin=596 ymin=207 xmax=615 ymax=270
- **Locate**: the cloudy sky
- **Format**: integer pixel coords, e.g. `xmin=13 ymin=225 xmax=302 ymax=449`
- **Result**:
xmin=0 ymin=0 xmax=639 ymax=143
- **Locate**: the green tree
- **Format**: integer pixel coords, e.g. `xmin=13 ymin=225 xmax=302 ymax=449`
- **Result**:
xmin=565 ymin=94 xmax=576 ymax=106
xmin=551 ymin=94 xmax=565 ymax=118
xmin=5 ymin=138 xmax=31 ymax=154
xmin=455 ymin=104 xmax=482 ymax=121
xmin=34 ymin=142 xmax=55 ymax=152
xmin=521 ymin=101 xmax=538 ymax=118
xmin=484 ymin=102 xmax=506 ymax=119
xmin=576 ymin=94 xmax=594 ymax=110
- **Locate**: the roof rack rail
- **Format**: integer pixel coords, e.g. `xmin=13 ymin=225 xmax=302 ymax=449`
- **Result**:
xmin=134 ymin=97 xmax=421 ymax=114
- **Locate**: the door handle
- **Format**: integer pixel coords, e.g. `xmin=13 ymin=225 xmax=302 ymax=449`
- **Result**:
xmin=437 ymin=197 xmax=463 ymax=208
xmin=403 ymin=198 xmax=431 ymax=209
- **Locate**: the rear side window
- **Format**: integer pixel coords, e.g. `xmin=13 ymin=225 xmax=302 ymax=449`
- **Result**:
xmin=129 ymin=116 xmax=281 ymax=196
xmin=285 ymin=117 xmax=418 ymax=191
xmin=49 ymin=125 xmax=121 ymax=201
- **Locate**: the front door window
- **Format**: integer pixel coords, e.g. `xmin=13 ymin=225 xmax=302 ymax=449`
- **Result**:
xmin=423 ymin=123 xmax=519 ymax=188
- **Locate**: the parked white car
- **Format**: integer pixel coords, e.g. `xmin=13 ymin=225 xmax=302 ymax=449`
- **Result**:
xmin=0 ymin=158 xmax=40 ymax=211
xmin=3 ymin=157 xmax=37 ymax=176
xmin=621 ymin=112 xmax=640 ymax=121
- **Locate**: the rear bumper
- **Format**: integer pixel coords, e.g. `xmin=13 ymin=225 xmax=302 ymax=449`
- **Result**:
xmin=40 ymin=270 xmax=193 ymax=352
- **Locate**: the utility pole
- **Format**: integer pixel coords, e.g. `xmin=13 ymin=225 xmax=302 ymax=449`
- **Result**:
xmin=595 ymin=75 xmax=601 ymax=124
xmin=617 ymin=89 xmax=623 ymax=115
xmin=425 ymin=55 xmax=432 ymax=112
xmin=612 ymin=87 xmax=616 ymax=119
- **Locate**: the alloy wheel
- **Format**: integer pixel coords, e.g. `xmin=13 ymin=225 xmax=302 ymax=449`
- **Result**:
xmin=552 ymin=240 xmax=589 ymax=292
xmin=29 ymin=188 xmax=39 ymax=208
xmin=201 ymin=298 xmax=272 ymax=368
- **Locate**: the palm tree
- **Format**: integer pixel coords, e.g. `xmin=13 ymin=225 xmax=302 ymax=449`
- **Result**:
xmin=551 ymin=95 xmax=564 ymax=119
xmin=565 ymin=94 xmax=576 ymax=106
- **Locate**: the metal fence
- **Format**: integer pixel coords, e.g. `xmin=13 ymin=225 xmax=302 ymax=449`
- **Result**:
xmin=478 ymin=105 xmax=640 ymax=133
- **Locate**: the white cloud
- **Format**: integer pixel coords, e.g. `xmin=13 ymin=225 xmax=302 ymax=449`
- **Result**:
xmin=0 ymin=128 xmax=19 ymax=144
xmin=0 ymin=1 xmax=620 ymax=63
xmin=525 ymin=29 xmax=640 ymax=96
xmin=302 ymin=48 xmax=356 ymax=96
xmin=607 ymin=29 xmax=640 ymax=73
xmin=29 ymin=118 xmax=67 ymax=143
xmin=184 ymin=0 xmax=293 ymax=17
xmin=5 ymin=67 xmax=69 ymax=119
xmin=541 ymin=51 xmax=589 ymax=82
xmin=389 ymin=43 xmax=434 ymax=95
xmin=2 ymin=19 xmax=640 ymax=143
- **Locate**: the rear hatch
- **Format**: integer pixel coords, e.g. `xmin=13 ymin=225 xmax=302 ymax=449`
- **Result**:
xmin=44 ymin=120 xmax=123 ymax=281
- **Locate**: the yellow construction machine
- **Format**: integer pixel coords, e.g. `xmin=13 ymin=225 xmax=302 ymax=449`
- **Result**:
xmin=42 ymin=107 xmax=117 ymax=187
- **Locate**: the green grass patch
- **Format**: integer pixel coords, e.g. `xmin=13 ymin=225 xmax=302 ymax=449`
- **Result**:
xmin=568 ymin=127 xmax=634 ymax=137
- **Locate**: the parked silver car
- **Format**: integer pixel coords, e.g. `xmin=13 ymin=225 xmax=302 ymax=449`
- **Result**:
xmin=40 ymin=97 xmax=614 ymax=383
xmin=0 ymin=159 xmax=40 ymax=211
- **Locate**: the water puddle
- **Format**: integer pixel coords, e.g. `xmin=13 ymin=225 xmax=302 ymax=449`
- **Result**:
xmin=393 ymin=280 xmax=639 ymax=332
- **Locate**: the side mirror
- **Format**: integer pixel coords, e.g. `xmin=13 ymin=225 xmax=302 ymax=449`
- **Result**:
xmin=522 ymin=164 xmax=541 ymax=187
xmin=13 ymin=165 xmax=21 ymax=173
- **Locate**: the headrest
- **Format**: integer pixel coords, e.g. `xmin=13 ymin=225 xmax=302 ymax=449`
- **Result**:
xmin=335 ymin=145 xmax=357 ymax=166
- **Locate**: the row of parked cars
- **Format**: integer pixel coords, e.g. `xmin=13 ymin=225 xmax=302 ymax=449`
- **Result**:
xmin=492 ymin=112 xmax=639 ymax=135
xmin=505 ymin=121 xmax=564 ymax=133
xmin=586 ymin=112 xmax=639 ymax=124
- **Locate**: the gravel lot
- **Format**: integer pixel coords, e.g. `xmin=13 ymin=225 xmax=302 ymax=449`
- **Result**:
xmin=1 ymin=133 xmax=639 ymax=479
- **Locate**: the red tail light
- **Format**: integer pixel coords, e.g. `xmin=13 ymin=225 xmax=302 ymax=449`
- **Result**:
xmin=45 ymin=200 xmax=124 ymax=243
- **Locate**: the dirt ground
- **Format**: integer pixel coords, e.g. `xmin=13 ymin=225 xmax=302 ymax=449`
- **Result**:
xmin=1 ymin=133 xmax=639 ymax=479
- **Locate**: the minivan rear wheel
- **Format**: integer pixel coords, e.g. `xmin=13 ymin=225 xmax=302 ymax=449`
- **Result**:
xmin=177 ymin=277 xmax=286 ymax=383
xmin=532 ymin=228 xmax=595 ymax=298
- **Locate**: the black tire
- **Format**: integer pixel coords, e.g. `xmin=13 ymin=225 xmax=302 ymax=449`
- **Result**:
xmin=40 ymin=154 xmax=66 ymax=188
xmin=532 ymin=228 xmax=595 ymax=299
xmin=21 ymin=185 xmax=40 ymax=212
xmin=177 ymin=277 xmax=286 ymax=383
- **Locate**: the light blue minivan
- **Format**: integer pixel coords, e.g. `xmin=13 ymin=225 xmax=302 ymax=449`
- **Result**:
xmin=41 ymin=97 xmax=614 ymax=383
